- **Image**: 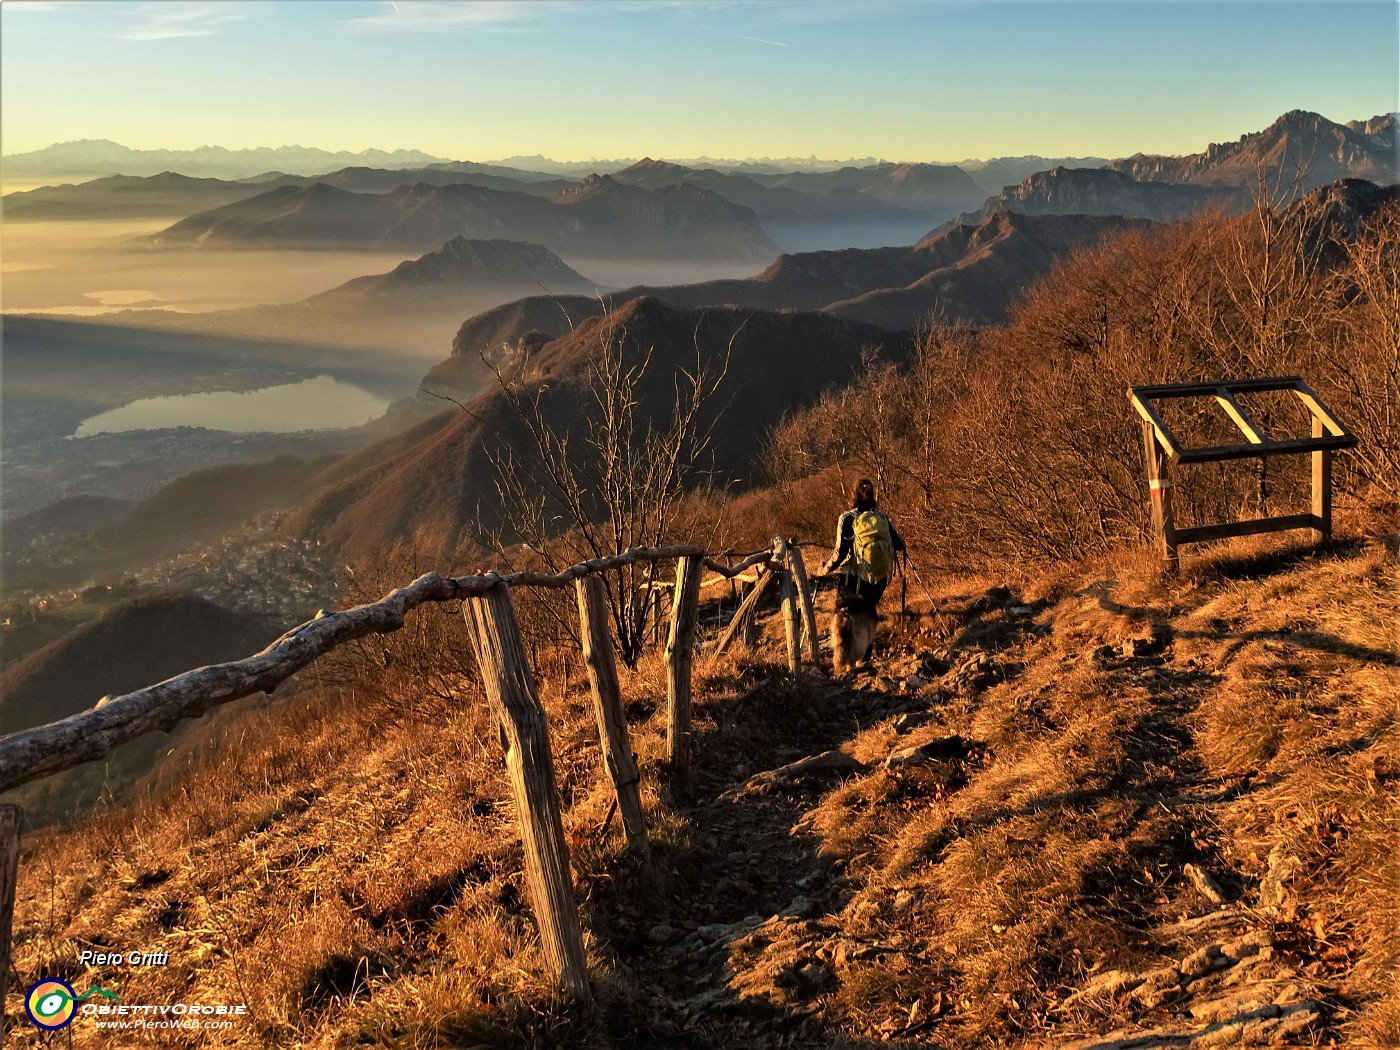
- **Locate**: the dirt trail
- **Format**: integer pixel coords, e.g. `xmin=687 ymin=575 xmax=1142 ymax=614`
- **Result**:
xmin=604 ymin=574 xmax=1347 ymax=1048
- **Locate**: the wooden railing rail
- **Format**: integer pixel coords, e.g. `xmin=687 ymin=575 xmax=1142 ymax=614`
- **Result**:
xmin=0 ymin=546 xmax=770 ymax=796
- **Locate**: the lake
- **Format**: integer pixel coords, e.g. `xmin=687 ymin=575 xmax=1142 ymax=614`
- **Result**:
xmin=74 ymin=375 xmax=391 ymax=437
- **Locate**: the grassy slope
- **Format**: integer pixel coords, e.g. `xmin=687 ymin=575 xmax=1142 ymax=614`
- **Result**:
xmin=6 ymin=530 xmax=1396 ymax=1048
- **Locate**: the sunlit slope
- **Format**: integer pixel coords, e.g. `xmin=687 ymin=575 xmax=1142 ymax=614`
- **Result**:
xmin=7 ymin=532 xmax=1394 ymax=1047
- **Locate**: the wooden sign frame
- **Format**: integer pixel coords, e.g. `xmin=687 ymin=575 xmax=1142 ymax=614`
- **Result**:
xmin=1127 ymin=376 xmax=1357 ymax=571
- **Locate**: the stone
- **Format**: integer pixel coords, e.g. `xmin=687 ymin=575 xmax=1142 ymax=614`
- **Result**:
xmin=1178 ymin=944 xmax=1226 ymax=979
xmin=1219 ymin=930 xmax=1270 ymax=960
xmin=648 ymin=924 xmax=678 ymax=945
xmin=784 ymin=896 xmax=816 ymax=919
xmin=1130 ymin=966 xmax=1184 ymax=1009
xmin=1258 ymin=848 xmax=1304 ymax=908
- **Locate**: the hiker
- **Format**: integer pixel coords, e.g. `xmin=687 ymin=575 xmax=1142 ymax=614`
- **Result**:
xmin=820 ymin=478 xmax=906 ymax=617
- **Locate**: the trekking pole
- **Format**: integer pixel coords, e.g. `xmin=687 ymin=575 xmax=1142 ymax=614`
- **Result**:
xmin=902 ymin=551 xmax=941 ymax=610
xmin=903 ymin=553 xmax=957 ymax=638
xmin=900 ymin=551 xmax=908 ymax=614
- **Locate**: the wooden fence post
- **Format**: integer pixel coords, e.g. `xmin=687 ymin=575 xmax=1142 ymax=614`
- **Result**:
xmin=1312 ymin=415 xmax=1333 ymax=544
xmin=1142 ymin=420 xmax=1179 ymax=573
xmin=787 ymin=544 xmax=821 ymax=665
xmin=0 ymin=805 xmax=19 ymax=1048
xmin=665 ymin=556 xmax=703 ymax=779
xmin=779 ymin=571 xmax=801 ymax=675
xmin=713 ymin=569 xmax=775 ymax=657
xmin=773 ymin=538 xmax=802 ymax=675
xmin=574 ymin=576 xmax=648 ymax=853
xmin=461 ymin=584 xmax=590 ymax=1001
xmin=711 ymin=568 xmax=778 ymax=658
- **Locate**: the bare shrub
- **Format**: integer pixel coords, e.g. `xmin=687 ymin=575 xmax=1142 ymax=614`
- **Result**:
xmin=1316 ymin=202 xmax=1400 ymax=494
xmin=315 ymin=543 xmax=479 ymax=724
xmin=766 ymin=198 xmax=1394 ymax=570
xmin=475 ymin=313 xmax=732 ymax=666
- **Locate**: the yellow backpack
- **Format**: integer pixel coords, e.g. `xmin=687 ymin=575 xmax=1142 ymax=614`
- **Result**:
xmin=852 ymin=509 xmax=893 ymax=582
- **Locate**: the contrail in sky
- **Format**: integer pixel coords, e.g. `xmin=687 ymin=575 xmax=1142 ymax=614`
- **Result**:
xmin=698 ymin=22 xmax=789 ymax=48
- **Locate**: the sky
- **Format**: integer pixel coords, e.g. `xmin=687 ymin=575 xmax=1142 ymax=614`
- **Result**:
xmin=1 ymin=0 xmax=1396 ymax=164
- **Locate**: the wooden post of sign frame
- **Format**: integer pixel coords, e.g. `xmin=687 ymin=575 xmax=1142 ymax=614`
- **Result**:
xmin=1312 ymin=415 xmax=1332 ymax=544
xmin=1142 ymin=419 xmax=1180 ymax=573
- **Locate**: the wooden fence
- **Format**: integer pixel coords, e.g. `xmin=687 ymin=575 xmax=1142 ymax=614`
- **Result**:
xmin=0 ymin=536 xmax=823 ymax=1033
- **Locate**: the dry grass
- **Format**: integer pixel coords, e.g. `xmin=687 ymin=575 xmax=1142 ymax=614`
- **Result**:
xmin=1180 ymin=538 xmax=1400 ymax=1045
xmin=7 ymin=529 xmax=1396 ymax=1047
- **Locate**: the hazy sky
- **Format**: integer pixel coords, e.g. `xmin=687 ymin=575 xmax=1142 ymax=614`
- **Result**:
xmin=2 ymin=0 xmax=1396 ymax=163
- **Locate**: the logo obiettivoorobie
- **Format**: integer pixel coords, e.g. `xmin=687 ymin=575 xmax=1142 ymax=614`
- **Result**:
xmin=25 ymin=979 xmax=119 ymax=1030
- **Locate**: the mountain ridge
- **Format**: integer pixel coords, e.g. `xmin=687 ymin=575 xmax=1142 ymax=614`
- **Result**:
xmin=88 ymin=238 xmax=601 ymax=356
xmin=1 ymin=139 xmax=453 ymax=179
xmin=1109 ymin=110 xmax=1398 ymax=190
xmin=145 ymin=179 xmax=779 ymax=263
xmin=942 ymin=166 xmax=1251 ymax=230
xmin=418 ymin=210 xmax=1153 ymax=401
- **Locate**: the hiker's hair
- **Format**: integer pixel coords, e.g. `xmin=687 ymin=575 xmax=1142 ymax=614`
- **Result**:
xmin=851 ymin=478 xmax=876 ymax=511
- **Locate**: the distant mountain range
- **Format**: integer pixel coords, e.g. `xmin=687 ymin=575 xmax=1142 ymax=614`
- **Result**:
xmin=420 ymin=209 xmax=1145 ymax=398
xmin=935 ymin=113 xmax=1397 ymax=232
xmin=144 ymin=176 xmax=778 ymax=263
xmin=304 ymin=236 xmax=596 ymax=308
xmin=607 ymin=159 xmax=936 ymax=247
xmin=483 ymin=154 xmax=892 ymax=177
xmin=942 ymin=167 xmax=1251 ymax=230
xmin=10 ymin=112 xmax=1393 ymax=258
xmin=1 ymin=139 xmax=453 ymax=179
xmin=2 ymin=167 xmax=570 ymax=222
xmin=957 ymin=155 xmax=1111 ymax=192
xmin=8 ymin=112 xmax=1394 ymax=196
xmin=624 ymin=209 xmax=1147 ymax=328
xmin=3 ymin=172 xmax=267 ymax=220
xmin=612 ymin=158 xmax=984 ymax=216
xmin=256 ymin=166 xmax=573 ymax=196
